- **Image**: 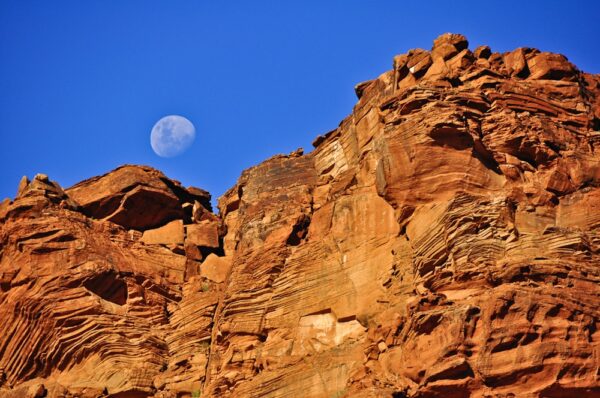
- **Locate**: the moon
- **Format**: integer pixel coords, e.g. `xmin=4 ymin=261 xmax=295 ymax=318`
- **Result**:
xmin=150 ymin=115 xmax=196 ymax=157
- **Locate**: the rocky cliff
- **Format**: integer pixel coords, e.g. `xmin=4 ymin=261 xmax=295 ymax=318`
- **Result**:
xmin=1 ymin=33 xmax=599 ymax=398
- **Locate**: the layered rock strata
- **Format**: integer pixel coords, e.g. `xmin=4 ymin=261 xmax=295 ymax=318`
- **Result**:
xmin=1 ymin=34 xmax=599 ymax=397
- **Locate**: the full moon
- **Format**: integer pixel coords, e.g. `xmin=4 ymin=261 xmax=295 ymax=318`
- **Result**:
xmin=150 ymin=115 xmax=196 ymax=157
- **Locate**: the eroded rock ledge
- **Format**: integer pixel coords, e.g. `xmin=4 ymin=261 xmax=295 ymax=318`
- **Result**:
xmin=1 ymin=33 xmax=599 ymax=398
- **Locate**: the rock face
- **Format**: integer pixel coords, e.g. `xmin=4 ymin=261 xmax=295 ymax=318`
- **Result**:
xmin=67 ymin=165 xmax=212 ymax=231
xmin=1 ymin=34 xmax=599 ymax=397
xmin=0 ymin=167 xmax=222 ymax=398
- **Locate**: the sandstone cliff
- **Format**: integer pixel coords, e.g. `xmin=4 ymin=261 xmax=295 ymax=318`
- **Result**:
xmin=1 ymin=33 xmax=599 ymax=398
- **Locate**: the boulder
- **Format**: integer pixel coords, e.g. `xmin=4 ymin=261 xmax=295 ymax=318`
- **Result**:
xmin=473 ymin=45 xmax=491 ymax=59
xmin=503 ymin=47 xmax=529 ymax=77
xmin=528 ymin=52 xmax=577 ymax=80
xmin=186 ymin=220 xmax=220 ymax=249
xmin=67 ymin=165 xmax=204 ymax=230
xmin=200 ymin=254 xmax=231 ymax=283
xmin=141 ymin=219 xmax=185 ymax=245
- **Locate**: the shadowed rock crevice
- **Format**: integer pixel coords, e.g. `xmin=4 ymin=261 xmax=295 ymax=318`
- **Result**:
xmin=83 ymin=272 xmax=128 ymax=305
xmin=286 ymin=214 xmax=311 ymax=246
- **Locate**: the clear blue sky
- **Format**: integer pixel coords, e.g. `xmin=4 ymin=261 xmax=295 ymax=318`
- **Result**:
xmin=1 ymin=1 xmax=599 ymax=206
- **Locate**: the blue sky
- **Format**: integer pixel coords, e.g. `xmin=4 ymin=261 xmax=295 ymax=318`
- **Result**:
xmin=1 ymin=1 xmax=599 ymax=206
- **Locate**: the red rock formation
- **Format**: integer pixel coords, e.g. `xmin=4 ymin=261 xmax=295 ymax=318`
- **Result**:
xmin=0 ymin=169 xmax=222 ymax=398
xmin=1 ymin=33 xmax=600 ymax=397
xmin=67 ymin=165 xmax=212 ymax=230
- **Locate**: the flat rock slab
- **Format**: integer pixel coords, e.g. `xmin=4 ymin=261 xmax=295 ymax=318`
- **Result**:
xmin=141 ymin=219 xmax=184 ymax=245
xmin=200 ymin=254 xmax=231 ymax=283
xmin=186 ymin=221 xmax=220 ymax=248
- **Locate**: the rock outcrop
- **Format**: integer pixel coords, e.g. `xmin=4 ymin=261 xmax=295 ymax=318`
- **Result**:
xmin=1 ymin=34 xmax=599 ymax=397
xmin=67 ymin=165 xmax=212 ymax=231
xmin=0 ymin=167 xmax=223 ymax=398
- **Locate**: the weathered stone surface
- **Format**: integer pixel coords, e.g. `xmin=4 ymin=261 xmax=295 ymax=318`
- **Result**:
xmin=201 ymin=33 xmax=600 ymax=398
xmin=66 ymin=165 xmax=211 ymax=230
xmin=407 ymin=49 xmax=433 ymax=77
xmin=0 ymin=174 xmax=219 ymax=397
xmin=504 ymin=47 xmax=530 ymax=77
xmin=431 ymin=32 xmax=468 ymax=61
xmin=141 ymin=219 xmax=185 ymax=245
xmin=1 ymin=33 xmax=600 ymax=398
xmin=474 ymin=45 xmax=491 ymax=59
xmin=16 ymin=176 xmax=29 ymax=197
xmin=528 ymin=52 xmax=577 ymax=80
xmin=186 ymin=221 xmax=219 ymax=249
xmin=200 ymin=254 xmax=232 ymax=283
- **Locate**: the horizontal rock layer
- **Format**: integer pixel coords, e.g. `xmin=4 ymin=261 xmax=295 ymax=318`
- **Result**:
xmin=1 ymin=33 xmax=599 ymax=397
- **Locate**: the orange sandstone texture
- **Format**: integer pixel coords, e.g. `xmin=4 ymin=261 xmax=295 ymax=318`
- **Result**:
xmin=1 ymin=33 xmax=600 ymax=397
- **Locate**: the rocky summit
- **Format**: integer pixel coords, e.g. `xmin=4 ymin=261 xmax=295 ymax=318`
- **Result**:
xmin=1 ymin=33 xmax=600 ymax=398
